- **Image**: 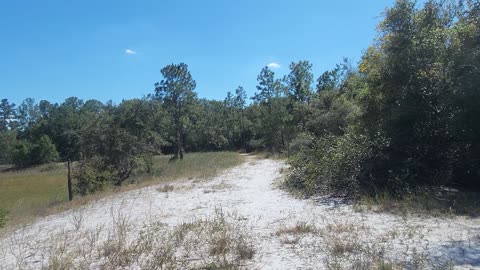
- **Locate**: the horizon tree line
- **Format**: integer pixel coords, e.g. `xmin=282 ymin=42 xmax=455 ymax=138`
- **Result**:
xmin=0 ymin=0 xmax=478 ymax=199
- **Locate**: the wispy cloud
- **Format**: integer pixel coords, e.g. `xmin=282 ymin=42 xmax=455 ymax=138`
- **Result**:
xmin=267 ymin=62 xmax=281 ymax=69
xmin=125 ymin=49 xmax=137 ymax=55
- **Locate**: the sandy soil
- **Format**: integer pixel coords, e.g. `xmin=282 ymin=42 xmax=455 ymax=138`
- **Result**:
xmin=0 ymin=157 xmax=479 ymax=269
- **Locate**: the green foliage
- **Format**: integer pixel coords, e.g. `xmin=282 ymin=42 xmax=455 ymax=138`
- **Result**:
xmin=0 ymin=99 xmax=17 ymax=131
xmin=288 ymin=132 xmax=372 ymax=196
xmin=20 ymin=97 xmax=89 ymax=161
xmin=75 ymin=98 xmax=163 ymax=190
xmin=73 ymin=156 xmax=114 ymax=196
xmin=284 ymin=61 xmax=314 ymax=137
xmin=287 ymin=0 xmax=480 ymax=197
xmin=155 ymin=63 xmax=197 ymax=160
xmin=0 ymin=208 xmax=7 ymax=228
xmin=316 ymin=63 xmax=343 ymax=92
xmin=1 ymin=1 xmax=479 ymax=199
xmin=307 ymin=90 xmax=354 ymax=137
xmin=30 ymin=135 xmax=59 ymax=165
xmin=285 ymin=60 xmax=314 ymax=103
xmin=249 ymin=66 xmax=294 ymax=153
xmin=288 ymin=132 xmax=314 ymax=156
xmin=12 ymin=140 xmax=33 ymax=167
xmin=357 ymin=0 xmax=480 ymax=191
xmin=189 ymin=99 xmax=230 ymax=151
xmin=0 ymin=131 xmax=16 ymax=164
xmin=12 ymin=136 xmax=59 ymax=167
xmin=17 ymin=98 xmax=40 ymax=130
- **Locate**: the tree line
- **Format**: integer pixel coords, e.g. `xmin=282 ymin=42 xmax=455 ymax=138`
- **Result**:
xmin=0 ymin=0 xmax=479 ymax=198
xmin=287 ymin=0 xmax=480 ymax=196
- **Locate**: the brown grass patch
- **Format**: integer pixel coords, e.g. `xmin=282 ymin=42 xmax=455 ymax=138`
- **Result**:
xmin=4 ymin=208 xmax=255 ymax=269
xmin=157 ymin=184 xmax=175 ymax=193
xmin=275 ymin=221 xmax=317 ymax=236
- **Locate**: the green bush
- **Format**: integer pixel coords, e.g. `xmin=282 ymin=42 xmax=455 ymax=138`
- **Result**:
xmin=73 ymin=156 xmax=114 ymax=196
xmin=0 ymin=131 xmax=17 ymax=164
xmin=288 ymin=132 xmax=314 ymax=156
xmin=287 ymin=132 xmax=372 ymax=197
xmin=0 ymin=208 xmax=8 ymax=228
xmin=12 ymin=140 xmax=33 ymax=167
xmin=288 ymin=0 xmax=480 ymax=198
xmin=12 ymin=135 xmax=59 ymax=167
xmin=31 ymin=135 xmax=59 ymax=165
xmin=73 ymin=153 xmax=154 ymax=196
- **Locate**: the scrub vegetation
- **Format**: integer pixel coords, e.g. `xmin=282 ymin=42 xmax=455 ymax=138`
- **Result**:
xmin=0 ymin=0 xmax=479 ymax=268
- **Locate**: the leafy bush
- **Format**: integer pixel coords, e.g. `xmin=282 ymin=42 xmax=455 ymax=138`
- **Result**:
xmin=30 ymin=135 xmax=59 ymax=165
xmin=73 ymin=156 xmax=115 ymax=196
xmin=287 ymin=132 xmax=372 ymax=197
xmin=288 ymin=0 xmax=480 ymax=199
xmin=12 ymin=140 xmax=33 ymax=167
xmin=74 ymin=98 xmax=163 ymax=193
xmin=73 ymin=154 xmax=154 ymax=196
xmin=12 ymin=135 xmax=59 ymax=167
xmin=0 ymin=131 xmax=16 ymax=164
xmin=288 ymin=132 xmax=314 ymax=156
xmin=0 ymin=208 xmax=8 ymax=228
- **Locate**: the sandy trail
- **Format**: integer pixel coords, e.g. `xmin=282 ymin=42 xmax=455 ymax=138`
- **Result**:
xmin=1 ymin=157 xmax=479 ymax=269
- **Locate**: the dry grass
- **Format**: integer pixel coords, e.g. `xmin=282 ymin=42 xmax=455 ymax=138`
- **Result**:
xmin=275 ymin=221 xmax=317 ymax=247
xmin=275 ymin=221 xmax=317 ymax=236
xmin=3 ymin=208 xmax=256 ymax=269
xmin=0 ymin=152 xmax=244 ymax=229
xmin=270 ymin=217 xmax=453 ymax=270
xmin=354 ymin=188 xmax=480 ymax=217
xmin=280 ymin=237 xmax=300 ymax=245
xmin=157 ymin=184 xmax=175 ymax=193
xmin=203 ymin=182 xmax=234 ymax=194
xmin=254 ymin=152 xmax=287 ymax=160
xmin=150 ymin=152 xmax=245 ymax=182
xmin=320 ymin=222 xmax=434 ymax=270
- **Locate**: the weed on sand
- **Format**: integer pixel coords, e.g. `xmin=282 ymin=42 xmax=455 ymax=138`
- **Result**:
xmin=3 ymin=208 xmax=255 ymax=269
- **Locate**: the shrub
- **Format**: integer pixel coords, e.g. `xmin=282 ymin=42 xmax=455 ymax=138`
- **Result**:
xmin=288 ymin=132 xmax=314 ymax=156
xmin=12 ymin=140 xmax=33 ymax=167
xmin=73 ymin=153 xmax=153 ymax=196
xmin=12 ymin=135 xmax=59 ymax=167
xmin=30 ymin=135 xmax=59 ymax=165
xmin=0 ymin=208 xmax=8 ymax=228
xmin=287 ymin=131 xmax=373 ymax=197
xmin=73 ymin=157 xmax=115 ymax=196
xmin=0 ymin=131 xmax=16 ymax=164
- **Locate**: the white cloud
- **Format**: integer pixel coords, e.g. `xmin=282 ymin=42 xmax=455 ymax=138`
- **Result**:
xmin=267 ymin=62 xmax=281 ymax=69
xmin=125 ymin=49 xmax=137 ymax=55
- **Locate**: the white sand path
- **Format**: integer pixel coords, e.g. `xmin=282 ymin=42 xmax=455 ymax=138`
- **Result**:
xmin=1 ymin=157 xmax=479 ymax=269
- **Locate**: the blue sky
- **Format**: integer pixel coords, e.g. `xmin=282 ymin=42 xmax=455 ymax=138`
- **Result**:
xmin=0 ymin=0 xmax=398 ymax=105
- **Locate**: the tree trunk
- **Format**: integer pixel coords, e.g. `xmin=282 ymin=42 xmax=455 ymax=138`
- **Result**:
xmin=67 ymin=159 xmax=73 ymax=201
xmin=240 ymin=109 xmax=246 ymax=153
xmin=179 ymin=133 xmax=184 ymax=160
xmin=287 ymin=141 xmax=290 ymax=158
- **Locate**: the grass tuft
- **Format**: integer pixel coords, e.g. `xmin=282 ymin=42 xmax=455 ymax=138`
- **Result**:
xmin=157 ymin=184 xmax=175 ymax=193
xmin=16 ymin=208 xmax=256 ymax=269
xmin=355 ymin=188 xmax=480 ymax=217
xmin=275 ymin=221 xmax=317 ymax=236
